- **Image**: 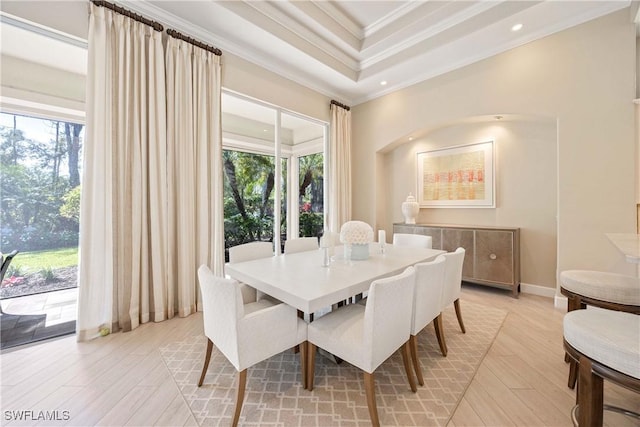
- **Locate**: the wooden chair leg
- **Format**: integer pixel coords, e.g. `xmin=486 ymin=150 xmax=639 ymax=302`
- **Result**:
xmin=363 ymin=372 xmax=380 ymax=427
xmin=307 ymin=343 xmax=316 ymax=391
xmin=434 ymin=314 xmax=447 ymax=357
xmin=577 ymin=356 xmax=603 ymax=426
xmin=564 ymin=294 xmax=582 ymax=387
xmin=232 ymin=369 xmax=247 ymax=427
xmin=401 ymin=340 xmax=418 ymax=392
xmin=300 ymin=341 xmax=307 ymax=390
xmin=568 ymin=359 xmax=578 ymax=389
xmin=198 ymin=338 xmax=214 ymax=387
xmin=454 ymin=299 xmax=466 ymax=333
xmin=409 ymin=334 xmax=423 ymax=386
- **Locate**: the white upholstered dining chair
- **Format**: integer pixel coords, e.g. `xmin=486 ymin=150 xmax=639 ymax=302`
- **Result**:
xmin=307 ymin=267 xmax=417 ymax=427
xmin=439 ymin=247 xmax=466 ymax=356
xmin=393 ymin=233 xmax=432 ymax=249
xmin=284 ymin=236 xmax=319 ymax=254
xmin=410 ymin=255 xmax=447 ymax=385
xmin=228 ymin=241 xmax=274 ymax=303
xmin=197 ymin=265 xmax=308 ymax=427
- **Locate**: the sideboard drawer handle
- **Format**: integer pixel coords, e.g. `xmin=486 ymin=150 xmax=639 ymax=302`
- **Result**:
xmin=489 ymin=253 xmax=497 ymax=260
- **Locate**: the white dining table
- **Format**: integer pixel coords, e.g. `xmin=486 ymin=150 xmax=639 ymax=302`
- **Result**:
xmin=225 ymin=244 xmax=446 ymax=315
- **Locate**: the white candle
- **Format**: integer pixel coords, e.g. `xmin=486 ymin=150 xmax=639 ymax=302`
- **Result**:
xmin=378 ymin=229 xmax=386 ymax=244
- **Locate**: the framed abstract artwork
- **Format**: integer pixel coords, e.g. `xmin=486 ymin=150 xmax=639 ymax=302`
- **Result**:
xmin=417 ymin=140 xmax=495 ymax=208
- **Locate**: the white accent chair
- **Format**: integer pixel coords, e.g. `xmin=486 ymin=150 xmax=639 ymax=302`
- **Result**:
xmin=393 ymin=233 xmax=432 ymax=249
xmin=410 ymin=255 xmax=447 ymax=385
xmin=307 ymin=267 xmax=417 ymax=427
xmin=560 ymin=269 xmax=640 ymax=389
xmin=563 ymin=308 xmax=640 ymax=426
xmin=284 ymin=237 xmax=319 ymax=254
xmin=197 ymin=265 xmax=308 ymax=427
xmin=439 ymin=247 xmax=466 ymax=356
xmin=228 ymin=241 xmax=274 ymax=303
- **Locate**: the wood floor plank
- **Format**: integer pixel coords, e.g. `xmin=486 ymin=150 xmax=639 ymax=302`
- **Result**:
xmin=30 ymin=386 xmax=86 ymax=427
xmin=488 ymin=354 xmax=576 ymax=412
xmin=461 ymin=380 xmax=516 ymax=426
xmin=123 ymin=375 xmax=183 ymax=427
xmin=153 ymin=393 xmax=193 ymax=426
xmin=62 ymin=353 xmax=169 ymax=425
xmin=471 ymin=364 xmax=542 ymax=426
xmin=448 ymin=397 xmax=484 ymax=427
xmin=512 ymin=388 xmax=573 ymax=427
xmin=94 ymin=386 xmax=156 ymax=426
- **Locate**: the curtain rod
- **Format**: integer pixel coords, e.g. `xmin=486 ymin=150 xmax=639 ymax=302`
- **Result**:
xmin=330 ymin=100 xmax=351 ymax=111
xmin=166 ymin=29 xmax=222 ymax=56
xmin=90 ymin=0 xmax=163 ymax=32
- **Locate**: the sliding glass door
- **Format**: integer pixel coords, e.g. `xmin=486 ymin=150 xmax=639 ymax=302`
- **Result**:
xmin=221 ymin=92 xmax=327 ymax=259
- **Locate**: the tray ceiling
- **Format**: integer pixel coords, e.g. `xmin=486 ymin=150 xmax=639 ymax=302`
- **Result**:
xmin=127 ymin=0 xmax=632 ymax=105
xmin=0 ymin=1 xmax=634 ymax=107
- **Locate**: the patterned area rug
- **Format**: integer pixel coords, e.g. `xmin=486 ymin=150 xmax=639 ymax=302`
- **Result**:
xmin=160 ymin=300 xmax=506 ymax=426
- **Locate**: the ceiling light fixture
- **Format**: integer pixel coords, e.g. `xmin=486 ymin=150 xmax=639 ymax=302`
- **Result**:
xmin=409 ymin=136 xmax=414 ymax=141
xmin=380 ymin=81 xmax=387 ymax=86
xmin=494 ymin=115 xmax=503 ymax=120
xmin=511 ymin=23 xmax=523 ymax=32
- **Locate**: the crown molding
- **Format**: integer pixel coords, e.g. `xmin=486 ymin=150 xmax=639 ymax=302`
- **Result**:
xmin=227 ymin=1 xmax=360 ymax=72
xmin=311 ymin=0 xmax=362 ymax=40
xmin=362 ymin=1 xmax=425 ymax=38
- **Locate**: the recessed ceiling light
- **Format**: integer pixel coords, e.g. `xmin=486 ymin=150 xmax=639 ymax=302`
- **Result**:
xmin=380 ymin=81 xmax=387 ymax=86
xmin=511 ymin=23 xmax=523 ymax=32
xmin=409 ymin=136 xmax=414 ymax=141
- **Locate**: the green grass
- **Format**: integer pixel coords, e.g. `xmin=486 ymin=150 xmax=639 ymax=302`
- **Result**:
xmin=9 ymin=247 xmax=79 ymax=273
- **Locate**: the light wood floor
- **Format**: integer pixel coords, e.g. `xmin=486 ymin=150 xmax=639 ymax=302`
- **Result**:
xmin=1 ymin=284 xmax=638 ymax=426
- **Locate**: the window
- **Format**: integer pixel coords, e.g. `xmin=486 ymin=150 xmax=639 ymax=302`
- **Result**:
xmin=222 ymin=92 xmax=327 ymax=258
xmin=223 ymin=150 xmax=285 ymax=249
xmin=0 ymin=112 xmax=83 ymax=299
xmin=298 ymin=153 xmax=324 ymax=238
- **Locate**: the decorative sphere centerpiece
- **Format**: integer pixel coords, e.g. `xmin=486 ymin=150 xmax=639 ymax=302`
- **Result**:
xmin=339 ymin=221 xmax=374 ymax=260
xmin=402 ymin=193 xmax=420 ymax=224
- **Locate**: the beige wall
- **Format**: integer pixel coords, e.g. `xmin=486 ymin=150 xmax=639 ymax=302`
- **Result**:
xmin=386 ymin=119 xmax=557 ymax=288
xmin=222 ymin=54 xmax=330 ymax=123
xmin=354 ymin=9 xmax=637 ymax=291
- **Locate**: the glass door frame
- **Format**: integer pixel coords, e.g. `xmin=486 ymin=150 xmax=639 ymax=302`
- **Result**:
xmin=221 ymin=90 xmax=329 ymax=253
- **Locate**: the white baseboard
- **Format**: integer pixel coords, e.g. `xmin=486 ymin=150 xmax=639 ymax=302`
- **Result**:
xmin=554 ymin=294 xmax=568 ymax=310
xmin=519 ymin=282 xmax=556 ymax=299
xmin=519 ymin=282 xmax=567 ymax=310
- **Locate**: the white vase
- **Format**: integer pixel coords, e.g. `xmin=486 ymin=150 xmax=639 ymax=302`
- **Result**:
xmin=402 ymin=193 xmax=420 ymax=224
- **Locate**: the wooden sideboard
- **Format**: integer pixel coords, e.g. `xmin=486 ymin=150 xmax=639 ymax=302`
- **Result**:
xmin=393 ymin=223 xmax=521 ymax=297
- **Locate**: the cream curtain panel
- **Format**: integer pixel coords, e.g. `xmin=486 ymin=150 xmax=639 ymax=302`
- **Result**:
xmin=328 ymin=104 xmax=352 ymax=233
xmin=78 ymin=4 xmax=224 ymax=340
xmin=166 ymin=38 xmax=224 ymax=314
